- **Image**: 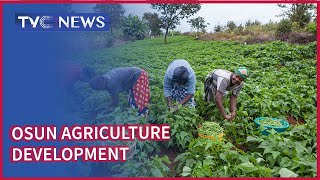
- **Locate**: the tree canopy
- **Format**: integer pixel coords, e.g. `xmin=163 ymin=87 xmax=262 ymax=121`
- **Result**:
xmin=143 ymin=12 xmax=162 ymax=36
xmin=93 ymin=4 xmax=125 ymax=32
xmin=151 ymin=4 xmax=201 ymax=43
xmin=278 ymin=4 xmax=315 ymax=28
xmin=188 ymin=16 xmax=209 ymax=36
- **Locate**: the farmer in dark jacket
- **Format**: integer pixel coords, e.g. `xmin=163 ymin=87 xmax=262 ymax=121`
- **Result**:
xmin=89 ymin=67 xmax=150 ymax=116
xmin=60 ymin=60 xmax=96 ymax=90
xmin=204 ymin=67 xmax=248 ymax=121
xmin=59 ymin=61 xmax=95 ymax=112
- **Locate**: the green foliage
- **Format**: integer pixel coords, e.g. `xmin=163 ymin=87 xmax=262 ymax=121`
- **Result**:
xmin=226 ymin=21 xmax=237 ymax=31
xmin=151 ymin=4 xmax=201 ymax=43
xmin=261 ymin=20 xmax=278 ymax=32
xmin=245 ymin=20 xmax=262 ymax=27
xmin=187 ymin=16 xmax=209 ymax=35
xmin=278 ymin=4 xmax=315 ymax=29
xmin=214 ymin=24 xmax=224 ymax=32
xmin=68 ymin=32 xmax=116 ymax=51
xmin=175 ymin=138 xmax=272 ymax=177
xmin=74 ymin=36 xmax=316 ymax=177
xmin=275 ymin=19 xmax=292 ymax=40
xmin=93 ymin=4 xmax=125 ymax=31
xmin=246 ymin=123 xmax=317 ymax=177
xmin=306 ymin=21 xmax=316 ymax=35
xmin=121 ymin=14 xmax=147 ymax=40
xmin=101 ymin=120 xmax=164 ymax=177
xmin=291 ymin=21 xmax=300 ymax=32
xmin=258 ymin=118 xmax=282 ymax=127
xmin=156 ymin=107 xmax=204 ymax=152
xmin=235 ymin=24 xmax=244 ymax=33
xmin=115 ymin=154 xmax=171 ymax=177
xmin=222 ymin=117 xmax=260 ymax=151
xmin=142 ymin=12 xmax=162 ymax=36
xmin=198 ymin=121 xmax=223 ymax=136
xmin=168 ymin=30 xmax=182 ymax=36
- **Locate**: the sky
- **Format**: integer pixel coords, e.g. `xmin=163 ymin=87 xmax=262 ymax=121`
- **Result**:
xmin=73 ymin=4 xmax=284 ymax=33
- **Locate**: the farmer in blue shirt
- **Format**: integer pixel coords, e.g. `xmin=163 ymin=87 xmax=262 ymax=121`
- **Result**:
xmin=89 ymin=67 xmax=150 ymax=116
xmin=163 ymin=59 xmax=196 ymax=112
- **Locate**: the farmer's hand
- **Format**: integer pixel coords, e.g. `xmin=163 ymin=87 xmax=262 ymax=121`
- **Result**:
xmin=230 ymin=112 xmax=236 ymax=120
xmin=224 ymin=114 xmax=231 ymax=120
xmin=224 ymin=114 xmax=234 ymax=121
xmin=169 ymin=105 xmax=179 ymax=114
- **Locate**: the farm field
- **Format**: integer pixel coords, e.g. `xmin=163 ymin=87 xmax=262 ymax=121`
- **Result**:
xmin=72 ymin=36 xmax=316 ymax=177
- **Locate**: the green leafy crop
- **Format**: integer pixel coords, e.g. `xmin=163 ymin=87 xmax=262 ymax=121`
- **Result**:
xmin=72 ymin=36 xmax=316 ymax=177
xmin=198 ymin=121 xmax=223 ymax=136
xmin=259 ymin=118 xmax=282 ymax=127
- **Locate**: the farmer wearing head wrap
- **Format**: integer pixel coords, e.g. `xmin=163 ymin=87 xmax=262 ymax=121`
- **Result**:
xmin=89 ymin=67 xmax=150 ymax=116
xmin=204 ymin=67 xmax=248 ymax=120
xmin=58 ymin=61 xmax=96 ymax=112
xmin=164 ymin=59 xmax=196 ymax=112
xmin=60 ymin=61 xmax=96 ymax=88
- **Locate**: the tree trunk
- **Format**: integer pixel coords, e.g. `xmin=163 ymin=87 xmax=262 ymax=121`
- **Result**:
xmin=164 ymin=28 xmax=169 ymax=43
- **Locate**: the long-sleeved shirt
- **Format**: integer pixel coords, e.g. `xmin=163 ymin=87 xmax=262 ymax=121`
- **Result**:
xmin=163 ymin=59 xmax=196 ymax=97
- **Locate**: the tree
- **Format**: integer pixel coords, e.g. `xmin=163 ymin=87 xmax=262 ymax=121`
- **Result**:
xmin=237 ymin=24 xmax=244 ymax=32
xmin=151 ymin=4 xmax=201 ymax=43
xmin=245 ymin=19 xmax=262 ymax=27
xmin=187 ymin=16 xmax=209 ymax=37
xmin=142 ymin=12 xmax=162 ymax=36
xmin=276 ymin=18 xmax=292 ymax=41
xmin=278 ymin=4 xmax=315 ymax=29
xmin=245 ymin=20 xmax=253 ymax=27
xmin=253 ymin=20 xmax=262 ymax=26
xmin=93 ymin=4 xmax=125 ymax=33
xmin=226 ymin=21 xmax=237 ymax=31
xmin=214 ymin=24 xmax=224 ymax=33
xmin=121 ymin=14 xmax=147 ymax=40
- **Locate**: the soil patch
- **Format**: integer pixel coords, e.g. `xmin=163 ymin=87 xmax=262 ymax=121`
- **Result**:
xmin=287 ymin=115 xmax=306 ymax=125
xmin=158 ymin=146 xmax=178 ymax=176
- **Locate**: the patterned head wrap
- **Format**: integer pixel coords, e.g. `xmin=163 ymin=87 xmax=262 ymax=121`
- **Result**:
xmin=235 ymin=67 xmax=248 ymax=80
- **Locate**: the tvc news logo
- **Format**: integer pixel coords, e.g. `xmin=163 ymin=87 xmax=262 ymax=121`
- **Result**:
xmin=15 ymin=13 xmax=110 ymax=31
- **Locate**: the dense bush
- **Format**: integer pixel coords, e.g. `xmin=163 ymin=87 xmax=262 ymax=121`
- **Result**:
xmin=244 ymin=35 xmax=276 ymax=44
xmin=275 ymin=19 xmax=292 ymax=41
xmin=121 ymin=14 xmax=147 ymax=40
xmin=169 ymin=31 xmax=183 ymax=36
xmin=306 ymin=21 xmax=316 ymax=36
xmin=287 ymin=32 xmax=315 ymax=44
